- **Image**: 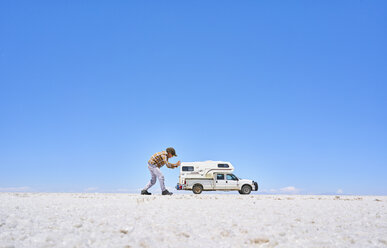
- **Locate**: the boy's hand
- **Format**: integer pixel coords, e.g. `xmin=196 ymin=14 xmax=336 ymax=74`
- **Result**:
xmin=176 ymin=161 xmax=181 ymax=166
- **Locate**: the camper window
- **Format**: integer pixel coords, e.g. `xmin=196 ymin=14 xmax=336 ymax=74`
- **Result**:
xmin=182 ymin=166 xmax=194 ymax=172
xmin=218 ymin=164 xmax=229 ymax=168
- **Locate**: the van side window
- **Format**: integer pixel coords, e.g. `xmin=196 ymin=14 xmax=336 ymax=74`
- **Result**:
xmin=182 ymin=166 xmax=194 ymax=172
xmin=218 ymin=164 xmax=229 ymax=168
xmin=217 ymin=174 xmax=225 ymax=180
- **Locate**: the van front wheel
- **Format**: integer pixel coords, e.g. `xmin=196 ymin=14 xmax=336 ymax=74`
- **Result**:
xmin=241 ymin=185 xmax=252 ymax=195
xmin=193 ymin=184 xmax=203 ymax=194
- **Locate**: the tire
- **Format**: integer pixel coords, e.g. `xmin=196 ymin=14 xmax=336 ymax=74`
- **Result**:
xmin=238 ymin=190 xmax=243 ymax=194
xmin=192 ymin=184 xmax=203 ymax=194
xmin=241 ymin=185 xmax=252 ymax=195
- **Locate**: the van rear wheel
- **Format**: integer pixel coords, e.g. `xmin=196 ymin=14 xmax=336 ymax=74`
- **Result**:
xmin=193 ymin=184 xmax=203 ymax=194
xmin=241 ymin=185 xmax=252 ymax=195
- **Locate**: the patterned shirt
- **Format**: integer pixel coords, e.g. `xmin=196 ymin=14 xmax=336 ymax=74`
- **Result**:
xmin=148 ymin=151 xmax=176 ymax=168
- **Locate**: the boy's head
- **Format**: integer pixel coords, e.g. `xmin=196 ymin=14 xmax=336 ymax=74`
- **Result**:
xmin=166 ymin=147 xmax=177 ymax=158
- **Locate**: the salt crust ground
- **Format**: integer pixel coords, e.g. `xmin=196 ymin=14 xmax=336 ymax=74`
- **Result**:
xmin=0 ymin=193 xmax=386 ymax=248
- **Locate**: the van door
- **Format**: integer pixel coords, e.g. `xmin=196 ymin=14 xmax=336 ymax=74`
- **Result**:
xmin=226 ymin=174 xmax=239 ymax=190
xmin=215 ymin=173 xmax=227 ymax=190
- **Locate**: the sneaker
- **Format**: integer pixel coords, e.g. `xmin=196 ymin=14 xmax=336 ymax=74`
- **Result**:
xmin=162 ymin=190 xmax=173 ymax=195
xmin=141 ymin=190 xmax=151 ymax=195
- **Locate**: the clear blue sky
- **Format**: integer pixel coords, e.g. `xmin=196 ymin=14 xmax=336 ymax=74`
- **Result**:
xmin=1 ymin=1 xmax=386 ymax=195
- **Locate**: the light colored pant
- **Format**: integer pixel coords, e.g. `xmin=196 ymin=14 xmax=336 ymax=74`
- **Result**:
xmin=144 ymin=163 xmax=166 ymax=192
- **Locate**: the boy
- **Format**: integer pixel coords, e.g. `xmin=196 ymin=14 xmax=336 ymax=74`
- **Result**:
xmin=141 ymin=147 xmax=181 ymax=195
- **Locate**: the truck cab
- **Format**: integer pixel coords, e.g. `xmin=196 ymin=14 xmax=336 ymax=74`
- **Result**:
xmin=215 ymin=173 xmax=239 ymax=190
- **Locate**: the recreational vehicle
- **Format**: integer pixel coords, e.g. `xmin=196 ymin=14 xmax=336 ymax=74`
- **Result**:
xmin=176 ymin=161 xmax=258 ymax=194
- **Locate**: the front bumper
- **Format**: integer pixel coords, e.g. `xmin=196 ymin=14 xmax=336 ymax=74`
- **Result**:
xmin=253 ymin=181 xmax=258 ymax=191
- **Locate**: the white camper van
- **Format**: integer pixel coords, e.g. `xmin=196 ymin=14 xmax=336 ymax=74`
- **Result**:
xmin=175 ymin=161 xmax=258 ymax=194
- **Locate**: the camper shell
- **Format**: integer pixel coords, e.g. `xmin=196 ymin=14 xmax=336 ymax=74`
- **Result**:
xmin=178 ymin=161 xmax=234 ymax=184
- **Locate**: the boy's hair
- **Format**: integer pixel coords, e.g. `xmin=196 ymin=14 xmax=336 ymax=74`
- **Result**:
xmin=166 ymin=147 xmax=177 ymax=157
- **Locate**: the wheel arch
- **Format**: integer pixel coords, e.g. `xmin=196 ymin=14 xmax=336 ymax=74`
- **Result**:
xmin=240 ymin=184 xmax=252 ymax=190
xmin=193 ymin=183 xmax=203 ymax=188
